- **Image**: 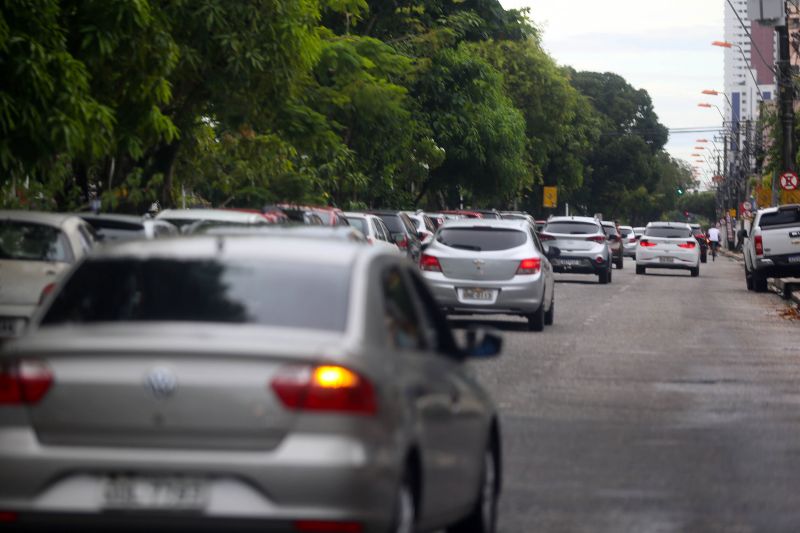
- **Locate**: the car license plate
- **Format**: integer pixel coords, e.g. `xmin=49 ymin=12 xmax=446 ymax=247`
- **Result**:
xmin=659 ymin=257 xmax=674 ymax=263
xmin=556 ymin=258 xmax=581 ymax=266
xmin=0 ymin=318 xmax=25 ymax=338
xmin=461 ymin=288 xmax=495 ymax=301
xmin=788 ymin=255 xmax=800 ymax=263
xmin=103 ymin=476 xmax=208 ymax=510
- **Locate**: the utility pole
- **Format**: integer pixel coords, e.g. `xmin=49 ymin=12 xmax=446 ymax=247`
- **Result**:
xmin=777 ymin=4 xmax=795 ymax=178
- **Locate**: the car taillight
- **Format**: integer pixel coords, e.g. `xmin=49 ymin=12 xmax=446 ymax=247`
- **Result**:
xmin=0 ymin=512 xmax=17 ymax=524
xmin=628 ymin=238 xmax=636 ymax=244
xmin=539 ymin=234 xmax=555 ymax=242
xmin=639 ymin=240 xmax=657 ymax=247
xmin=0 ymin=360 xmax=53 ymax=405
xmin=754 ymin=235 xmax=763 ymax=256
xmin=587 ymin=235 xmax=606 ymax=243
xmin=396 ymin=236 xmax=408 ymax=249
xmin=678 ymin=241 xmax=696 ymax=249
xmin=420 ymin=254 xmax=442 ymax=272
xmin=516 ymin=258 xmax=541 ymax=275
xmin=271 ymin=365 xmax=377 ymax=416
xmin=39 ymin=282 xmax=56 ymax=305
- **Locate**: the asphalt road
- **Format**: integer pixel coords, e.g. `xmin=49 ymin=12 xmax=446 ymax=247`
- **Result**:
xmin=458 ymin=254 xmax=800 ymax=533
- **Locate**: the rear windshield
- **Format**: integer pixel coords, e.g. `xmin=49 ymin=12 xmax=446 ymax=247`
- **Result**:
xmin=619 ymin=228 xmax=633 ymax=237
xmin=602 ymin=225 xmax=619 ymax=237
xmin=0 ymin=221 xmax=73 ymax=263
xmin=544 ymin=222 xmax=599 ymax=235
xmin=437 ymin=228 xmax=527 ymax=251
xmin=41 ymin=259 xmax=350 ymax=331
xmin=645 ymin=227 xmax=692 ymax=238
xmin=346 ymin=217 xmax=367 ymax=235
xmin=376 ymin=215 xmax=403 ymax=234
xmin=760 ymin=207 xmax=800 ymax=228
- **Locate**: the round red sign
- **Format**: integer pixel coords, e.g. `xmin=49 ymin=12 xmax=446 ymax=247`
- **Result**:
xmin=780 ymin=171 xmax=799 ymax=191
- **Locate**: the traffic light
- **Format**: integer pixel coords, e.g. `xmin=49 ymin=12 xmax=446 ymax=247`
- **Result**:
xmin=677 ymin=188 xmax=684 ymax=196
xmin=684 ymin=210 xmax=690 ymax=218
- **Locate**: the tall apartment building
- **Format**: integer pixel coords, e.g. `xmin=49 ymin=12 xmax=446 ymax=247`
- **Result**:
xmin=724 ymin=0 xmax=777 ymax=127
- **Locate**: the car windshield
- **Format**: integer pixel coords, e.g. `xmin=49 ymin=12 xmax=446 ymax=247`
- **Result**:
xmin=544 ymin=222 xmax=599 ymax=235
xmin=645 ymin=227 xmax=692 ymax=239
xmin=602 ymin=225 xmax=619 ymax=236
xmin=346 ymin=217 xmax=368 ymax=235
xmin=0 ymin=221 xmax=73 ymax=263
xmin=760 ymin=207 xmax=800 ymax=228
xmin=436 ymin=227 xmax=527 ymax=251
xmin=41 ymin=258 xmax=350 ymax=331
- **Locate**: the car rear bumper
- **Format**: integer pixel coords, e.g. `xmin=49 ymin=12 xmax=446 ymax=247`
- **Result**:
xmin=0 ymin=428 xmax=397 ymax=532
xmin=636 ymin=251 xmax=699 ymax=270
xmin=423 ymin=272 xmax=545 ymax=314
xmin=753 ymin=254 xmax=800 ymax=278
xmin=0 ymin=304 xmax=35 ymax=340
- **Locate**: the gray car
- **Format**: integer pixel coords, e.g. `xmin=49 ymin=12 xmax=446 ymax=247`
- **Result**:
xmin=420 ymin=219 xmax=556 ymax=331
xmin=0 ymin=236 xmax=502 ymax=533
xmin=540 ymin=216 xmax=613 ymax=284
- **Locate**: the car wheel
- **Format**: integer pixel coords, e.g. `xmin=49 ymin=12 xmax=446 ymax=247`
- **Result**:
xmin=391 ymin=471 xmax=416 ymax=533
xmin=598 ymin=269 xmax=610 ymax=284
xmin=447 ymin=447 xmax=499 ymax=533
xmin=690 ymin=266 xmax=700 ymax=277
xmin=616 ymin=256 xmax=624 ymax=269
xmin=753 ymin=271 xmax=768 ymax=292
xmin=635 ymin=265 xmax=645 ymax=275
xmin=745 ymin=266 xmax=754 ymax=291
xmin=527 ymin=303 xmax=545 ymax=331
xmin=544 ymin=296 xmax=554 ymax=326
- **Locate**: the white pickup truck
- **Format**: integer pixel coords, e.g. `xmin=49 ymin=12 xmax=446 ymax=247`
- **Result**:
xmin=742 ymin=204 xmax=800 ymax=292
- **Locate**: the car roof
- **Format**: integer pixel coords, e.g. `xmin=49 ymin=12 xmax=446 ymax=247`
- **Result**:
xmin=437 ymin=219 xmax=528 ymax=230
xmin=547 ymin=216 xmax=600 ymax=224
xmin=757 ymin=203 xmax=800 ymax=215
xmin=0 ymin=210 xmax=83 ymax=228
xmin=619 ymin=225 xmax=633 ymax=230
xmin=366 ymin=210 xmax=402 ymax=216
xmin=90 ymin=235 xmax=373 ymax=265
xmin=203 ymin=225 xmax=367 ymax=242
xmin=600 ymin=220 xmax=617 ymax=227
xmin=156 ymin=209 xmax=264 ymax=223
xmin=646 ymin=221 xmax=691 ymax=228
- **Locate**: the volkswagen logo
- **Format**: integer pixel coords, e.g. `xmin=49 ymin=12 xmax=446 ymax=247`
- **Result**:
xmin=144 ymin=367 xmax=177 ymax=399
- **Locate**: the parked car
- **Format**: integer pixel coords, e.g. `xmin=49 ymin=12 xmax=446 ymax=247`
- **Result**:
xmin=404 ymin=211 xmax=437 ymax=245
xmin=601 ymin=221 xmax=624 ymax=269
xmin=368 ymin=210 xmax=423 ymax=263
xmin=500 ymin=212 xmax=537 ymax=230
xmin=633 ymin=227 xmax=646 ymax=239
xmin=421 ymin=219 xmax=556 ymax=331
xmin=155 ymin=208 xmax=269 ymax=233
xmin=742 ymin=203 xmax=800 ymax=292
xmin=440 ymin=210 xmax=483 ymax=219
xmin=0 ymin=211 xmax=95 ymax=340
xmin=540 ymin=216 xmax=613 ymax=284
xmin=344 ymin=212 xmax=402 ymax=253
xmin=619 ymin=225 xmax=638 ymax=258
xmin=471 ymin=209 xmax=502 ymax=220
xmin=275 ymin=205 xmax=325 ymax=225
xmin=79 ymin=213 xmax=178 ymax=242
xmin=0 ymin=235 xmax=503 ymax=532
xmin=204 ymin=224 xmax=368 ymax=244
xmin=635 ymin=222 xmax=700 ymax=277
xmin=689 ymin=223 xmax=709 ymax=263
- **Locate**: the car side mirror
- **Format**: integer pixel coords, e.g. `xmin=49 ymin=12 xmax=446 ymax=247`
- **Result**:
xmin=463 ymin=328 xmax=502 ymax=359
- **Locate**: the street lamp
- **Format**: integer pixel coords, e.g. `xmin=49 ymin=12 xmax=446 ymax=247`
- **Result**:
xmin=711 ymin=41 xmax=767 ymax=101
xmin=702 ymin=89 xmax=733 ymax=110
xmin=698 ymin=102 xmax=727 ymax=122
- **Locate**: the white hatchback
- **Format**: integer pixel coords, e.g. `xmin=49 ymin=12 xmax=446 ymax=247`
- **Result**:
xmin=635 ymin=222 xmax=700 ymax=277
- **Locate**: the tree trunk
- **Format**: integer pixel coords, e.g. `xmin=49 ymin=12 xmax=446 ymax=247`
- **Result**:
xmin=150 ymin=141 xmax=180 ymax=208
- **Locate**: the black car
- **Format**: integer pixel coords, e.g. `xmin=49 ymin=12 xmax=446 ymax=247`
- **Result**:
xmin=690 ymin=223 xmax=709 ymax=263
xmin=368 ymin=210 xmax=422 ymax=262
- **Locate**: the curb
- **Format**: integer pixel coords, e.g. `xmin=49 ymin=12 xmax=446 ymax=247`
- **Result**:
xmin=771 ymin=278 xmax=800 ymax=306
xmin=719 ymin=249 xmax=744 ymax=262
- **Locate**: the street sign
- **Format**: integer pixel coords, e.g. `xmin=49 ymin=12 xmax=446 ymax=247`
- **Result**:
xmin=756 ymin=185 xmax=772 ymax=208
xmin=781 ymin=190 xmax=800 ymax=205
xmin=780 ymin=171 xmax=799 ymax=191
xmin=543 ymin=186 xmax=558 ymax=208
xmin=728 ymin=208 xmax=737 ymax=218
xmin=742 ymin=201 xmax=752 ymax=211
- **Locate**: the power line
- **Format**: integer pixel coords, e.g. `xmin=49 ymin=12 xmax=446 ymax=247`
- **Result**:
xmin=724 ymin=0 xmax=779 ymax=77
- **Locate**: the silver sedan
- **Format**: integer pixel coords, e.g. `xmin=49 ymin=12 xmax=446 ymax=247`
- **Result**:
xmin=420 ymin=219 xmax=556 ymax=331
xmin=0 ymin=236 xmax=503 ymax=533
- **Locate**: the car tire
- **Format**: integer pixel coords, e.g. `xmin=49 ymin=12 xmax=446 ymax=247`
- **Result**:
xmin=690 ymin=266 xmax=700 ymax=277
xmin=635 ymin=265 xmax=645 ymax=275
xmin=598 ymin=269 xmax=610 ymax=284
xmin=527 ymin=303 xmax=545 ymax=331
xmin=753 ymin=271 xmax=768 ymax=292
xmin=745 ymin=266 xmax=754 ymax=291
xmin=544 ymin=296 xmax=554 ymax=326
xmin=447 ymin=446 xmax=499 ymax=533
xmin=616 ymin=256 xmax=624 ymax=269
xmin=391 ymin=471 xmax=416 ymax=533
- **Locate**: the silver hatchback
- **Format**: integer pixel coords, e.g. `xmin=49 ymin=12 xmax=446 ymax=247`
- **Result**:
xmin=0 ymin=236 xmax=503 ymax=532
xmin=420 ymin=219 xmax=556 ymax=331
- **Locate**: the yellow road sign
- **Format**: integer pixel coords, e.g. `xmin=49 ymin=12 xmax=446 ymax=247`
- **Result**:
xmin=781 ymin=189 xmax=800 ymax=205
xmin=728 ymin=208 xmax=737 ymax=218
xmin=543 ymin=186 xmax=558 ymax=208
xmin=756 ymin=186 xmax=772 ymax=208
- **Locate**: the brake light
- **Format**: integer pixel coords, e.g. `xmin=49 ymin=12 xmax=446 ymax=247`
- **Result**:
xmin=396 ymin=236 xmax=408 ymax=249
xmin=0 ymin=512 xmax=17 ymax=523
xmin=539 ymin=234 xmax=555 ymax=242
xmin=587 ymin=235 xmax=606 ymax=243
xmin=39 ymin=282 xmax=56 ymax=305
xmin=294 ymin=520 xmax=363 ymax=533
xmin=420 ymin=254 xmax=442 ymax=272
xmin=0 ymin=360 xmax=53 ymax=405
xmin=678 ymin=241 xmax=696 ymax=249
xmin=754 ymin=235 xmax=763 ymax=256
xmin=628 ymin=238 xmax=636 ymax=244
xmin=639 ymin=240 xmax=657 ymax=247
xmin=271 ymin=365 xmax=377 ymax=415
xmin=516 ymin=258 xmax=541 ymax=275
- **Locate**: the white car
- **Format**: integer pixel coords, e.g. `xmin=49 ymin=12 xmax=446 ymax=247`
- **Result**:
xmin=619 ymin=225 xmax=637 ymax=257
xmin=0 ymin=211 xmax=96 ymax=339
xmin=343 ymin=212 xmax=401 ymax=253
xmin=156 ymin=208 xmax=269 ymax=233
xmin=635 ymin=222 xmax=700 ymax=277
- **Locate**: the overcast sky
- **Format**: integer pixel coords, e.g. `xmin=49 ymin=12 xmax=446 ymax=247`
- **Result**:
xmin=500 ymin=0 xmax=725 ymax=188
